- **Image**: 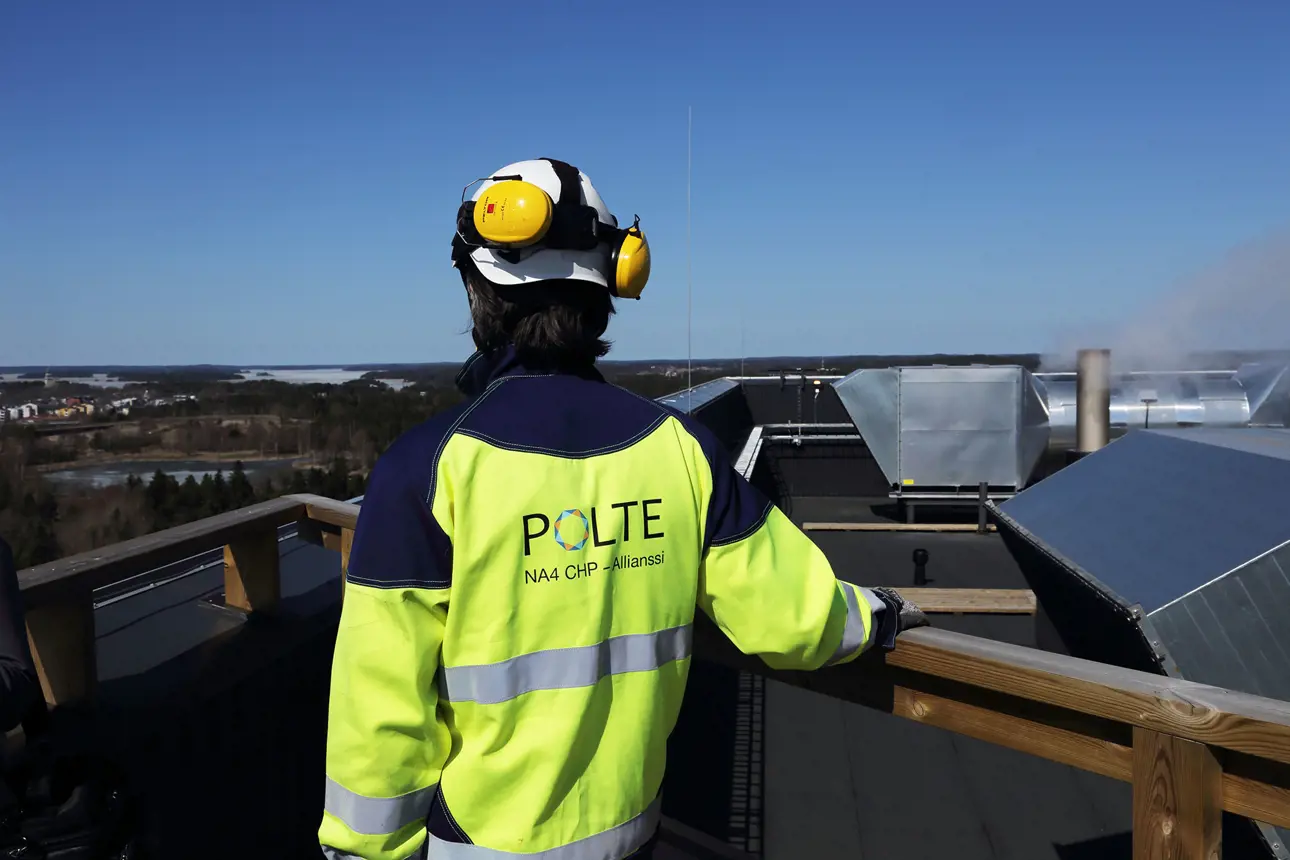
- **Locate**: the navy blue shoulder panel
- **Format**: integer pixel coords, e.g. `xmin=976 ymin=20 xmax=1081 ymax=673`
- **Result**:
xmin=454 ymin=375 xmax=671 ymax=458
xmin=458 ymin=376 xmax=773 ymax=553
xmin=660 ymin=405 xmax=774 ymax=555
xmin=345 ymin=401 xmax=470 ymax=590
xmin=349 ymin=377 xmax=774 ymax=588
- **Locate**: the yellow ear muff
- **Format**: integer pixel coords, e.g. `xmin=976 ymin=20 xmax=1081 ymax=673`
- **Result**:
xmin=472 ymin=180 xmax=554 ymax=247
xmin=612 ymin=227 xmax=650 ymax=299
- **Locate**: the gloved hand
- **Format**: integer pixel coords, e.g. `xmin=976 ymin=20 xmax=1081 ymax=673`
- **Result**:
xmin=869 ymin=586 xmax=929 ymax=651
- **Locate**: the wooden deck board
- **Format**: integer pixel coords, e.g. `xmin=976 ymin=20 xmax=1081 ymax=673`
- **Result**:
xmin=892 ymin=587 xmax=1037 ymax=615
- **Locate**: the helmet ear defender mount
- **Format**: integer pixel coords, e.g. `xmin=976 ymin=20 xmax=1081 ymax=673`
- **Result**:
xmin=451 ymin=158 xmax=650 ymax=300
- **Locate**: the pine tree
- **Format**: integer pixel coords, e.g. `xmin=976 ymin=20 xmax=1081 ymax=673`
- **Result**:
xmin=229 ymin=461 xmax=254 ymax=508
xmin=210 ymin=470 xmax=230 ymax=515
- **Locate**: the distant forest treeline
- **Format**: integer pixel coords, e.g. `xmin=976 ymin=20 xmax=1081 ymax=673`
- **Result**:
xmin=2 ymin=364 xmax=741 ymax=569
xmin=6 ymin=353 xmax=1049 ymax=393
xmin=0 ymin=454 xmax=363 ymax=570
xmin=12 ymin=346 xmax=1280 ymax=570
xmin=7 ymin=367 xmax=727 ymax=470
xmin=10 ymin=347 xmax=1290 ymax=390
xmin=0 ymin=350 xmax=1099 ymax=572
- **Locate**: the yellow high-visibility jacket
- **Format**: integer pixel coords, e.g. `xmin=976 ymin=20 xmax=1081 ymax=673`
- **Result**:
xmin=320 ymin=348 xmax=886 ymax=860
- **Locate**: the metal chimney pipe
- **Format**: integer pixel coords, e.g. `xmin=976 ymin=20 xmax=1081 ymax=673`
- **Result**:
xmin=1076 ymin=348 xmax=1111 ymax=452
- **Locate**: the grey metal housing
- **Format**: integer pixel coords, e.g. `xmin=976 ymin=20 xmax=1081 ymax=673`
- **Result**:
xmin=1039 ymin=362 xmax=1290 ymax=451
xmin=833 ymin=365 xmax=1050 ymax=490
xmin=835 ymin=362 xmax=1290 ymax=490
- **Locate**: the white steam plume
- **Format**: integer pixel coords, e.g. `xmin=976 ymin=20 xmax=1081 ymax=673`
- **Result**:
xmin=1042 ymin=229 xmax=1290 ymax=373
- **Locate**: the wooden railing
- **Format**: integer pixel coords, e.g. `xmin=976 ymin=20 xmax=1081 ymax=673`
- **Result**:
xmin=17 ymin=494 xmax=356 ymax=704
xmin=17 ymin=494 xmax=1290 ymax=858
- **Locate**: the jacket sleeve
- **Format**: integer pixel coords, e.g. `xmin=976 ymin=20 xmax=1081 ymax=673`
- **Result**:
xmin=319 ymin=449 xmax=454 ymax=860
xmin=0 ymin=538 xmax=39 ymax=732
xmin=690 ymin=428 xmax=885 ymax=670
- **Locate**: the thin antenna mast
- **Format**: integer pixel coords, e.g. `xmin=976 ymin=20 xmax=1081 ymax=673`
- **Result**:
xmin=686 ymin=106 xmax=693 ymax=410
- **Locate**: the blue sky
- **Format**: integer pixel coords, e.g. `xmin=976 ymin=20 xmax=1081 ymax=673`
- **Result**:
xmin=3 ymin=1 xmax=1289 ymax=366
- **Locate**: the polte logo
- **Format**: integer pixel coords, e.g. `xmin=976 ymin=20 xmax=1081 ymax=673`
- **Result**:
xmin=553 ymin=509 xmax=589 ymax=551
xmin=522 ymin=499 xmax=664 ymax=556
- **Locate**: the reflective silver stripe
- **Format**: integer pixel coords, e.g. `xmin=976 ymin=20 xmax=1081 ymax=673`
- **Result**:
xmin=322 ymin=847 xmax=422 ymax=860
xmin=324 ymin=777 xmax=437 ymax=836
xmin=442 ymin=626 xmax=692 ymax=706
xmin=826 ymin=584 xmax=878 ymax=666
xmin=425 ymin=795 xmax=661 ymax=860
xmin=859 ymin=586 xmax=887 ymax=622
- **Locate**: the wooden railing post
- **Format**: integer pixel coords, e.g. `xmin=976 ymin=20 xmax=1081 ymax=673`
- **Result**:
xmin=284 ymin=494 xmax=360 ymax=602
xmin=1132 ymin=727 xmax=1222 ymax=860
xmin=224 ymin=528 xmax=281 ymax=613
xmin=25 ymin=600 xmax=97 ymax=705
xmin=340 ymin=527 xmax=354 ymax=600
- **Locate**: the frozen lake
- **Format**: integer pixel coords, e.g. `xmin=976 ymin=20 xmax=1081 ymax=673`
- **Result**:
xmin=234 ymin=369 xmax=414 ymax=388
xmin=0 ymin=373 xmax=127 ymax=388
xmin=2 ymin=368 xmax=415 ymax=391
xmin=44 ymin=458 xmax=302 ymax=490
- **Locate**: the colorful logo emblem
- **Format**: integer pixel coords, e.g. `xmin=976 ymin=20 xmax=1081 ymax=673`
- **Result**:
xmin=553 ymin=509 xmax=590 ymax=551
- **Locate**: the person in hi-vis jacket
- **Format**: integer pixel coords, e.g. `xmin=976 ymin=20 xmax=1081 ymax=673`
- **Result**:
xmin=319 ymin=158 xmax=928 ymax=860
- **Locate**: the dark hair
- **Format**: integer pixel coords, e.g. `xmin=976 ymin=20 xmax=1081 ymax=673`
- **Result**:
xmin=459 ymin=257 xmax=615 ymax=369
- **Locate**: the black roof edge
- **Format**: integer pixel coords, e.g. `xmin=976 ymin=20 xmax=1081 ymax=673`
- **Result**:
xmin=987 ymin=500 xmax=1137 ymax=617
xmin=987 ymin=499 xmax=1177 ymax=677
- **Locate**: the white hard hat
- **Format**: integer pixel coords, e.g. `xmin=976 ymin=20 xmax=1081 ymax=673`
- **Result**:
xmin=457 ymin=159 xmax=618 ymax=290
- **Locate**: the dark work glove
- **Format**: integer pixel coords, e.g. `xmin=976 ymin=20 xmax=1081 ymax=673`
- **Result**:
xmin=870 ymin=586 xmax=929 ymax=651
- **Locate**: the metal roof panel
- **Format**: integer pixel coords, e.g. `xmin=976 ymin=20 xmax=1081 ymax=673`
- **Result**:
xmin=998 ymin=429 xmax=1290 ymax=613
xmin=1148 ymin=426 xmax=1290 ymax=461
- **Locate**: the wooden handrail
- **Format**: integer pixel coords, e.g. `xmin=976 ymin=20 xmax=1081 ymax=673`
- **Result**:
xmin=284 ymin=493 xmax=359 ymax=588
xmin=287 ymin=493 xmax=360 ymax=530
xmin=19 ymin=496 xmax=306 ymax=607
xmin=694 ymin=618 xmax=1290 ymax=843
xmin=888 ymin=627 xmax=1290 ymax=766
xmin=15 ymin=493 xmax=1290 ymax=856
xmin=17 ymin=496 xmax=319 ymax=704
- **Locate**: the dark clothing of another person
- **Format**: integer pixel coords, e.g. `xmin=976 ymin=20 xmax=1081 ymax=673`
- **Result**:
xmin=0 ymin=539 xmax=38 ymax=732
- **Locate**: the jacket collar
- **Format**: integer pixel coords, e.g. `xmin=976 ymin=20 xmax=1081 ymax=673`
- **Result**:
xmin=454 ymin=344 xmax=604 ymax=397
